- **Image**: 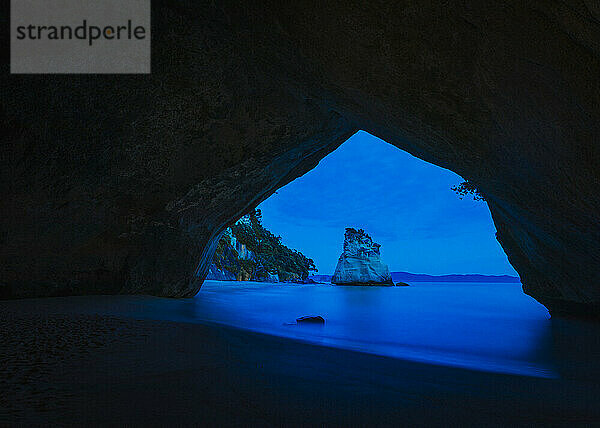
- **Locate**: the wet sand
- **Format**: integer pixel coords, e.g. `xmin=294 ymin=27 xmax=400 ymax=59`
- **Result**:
xmin=1 ymin=296 xmax=599 ymax=426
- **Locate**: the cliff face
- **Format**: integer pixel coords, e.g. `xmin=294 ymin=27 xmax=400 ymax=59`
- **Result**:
xmin=207 ymin=211 xmax=314 ymax=283
xmin=1 ymin=2 xmax=599 ymax=316
xmin=332 ymin=229 xmax=393 ymax=286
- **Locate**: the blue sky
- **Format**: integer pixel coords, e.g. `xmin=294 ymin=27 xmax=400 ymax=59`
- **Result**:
xmin=258 ymin=131 xmax=517 ymax=276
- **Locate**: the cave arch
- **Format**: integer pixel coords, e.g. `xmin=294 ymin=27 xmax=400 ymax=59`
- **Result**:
xmin=1 ymin=1 xmax=599 ymax=317
xmin=212 ymin=130 xmax=518 ymax=284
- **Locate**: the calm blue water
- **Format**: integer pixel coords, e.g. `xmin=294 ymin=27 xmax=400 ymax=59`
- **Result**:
xmin=190 ymin=281 xmax=555 ymax=378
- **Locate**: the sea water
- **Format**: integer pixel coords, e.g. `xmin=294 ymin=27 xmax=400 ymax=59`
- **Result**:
xmin=189 ymin=281 xmax=555 ymax=377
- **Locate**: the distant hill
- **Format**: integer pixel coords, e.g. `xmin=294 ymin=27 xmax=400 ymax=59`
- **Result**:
xmin=309 ymin=272 xmax=521 ymax=284
xmin=391 ymin=272 xmax=521 ymax=283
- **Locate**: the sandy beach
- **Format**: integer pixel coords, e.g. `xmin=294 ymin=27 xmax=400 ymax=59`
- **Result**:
xmin=1 ymin=296 xmax=600 ymax=427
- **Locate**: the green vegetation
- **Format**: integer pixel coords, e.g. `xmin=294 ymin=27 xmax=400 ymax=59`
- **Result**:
xmin=212 ymin=238 xmax=255 ymax=280
xmin=213 ymin=209 xmax=317 ymax=282
xmin=451 ymin=181 xmax=484 ymax=201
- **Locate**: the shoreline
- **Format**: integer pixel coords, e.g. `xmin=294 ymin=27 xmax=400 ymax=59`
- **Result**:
xmin=2 ymin=296 xmax=600 ymax=426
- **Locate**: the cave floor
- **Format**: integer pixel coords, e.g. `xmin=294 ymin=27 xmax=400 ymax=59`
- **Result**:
xmin=1 ymin=296 xmax=599 ymax=427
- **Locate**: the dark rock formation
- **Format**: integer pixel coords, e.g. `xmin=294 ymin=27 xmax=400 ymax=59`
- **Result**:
xmin=205 ymin=264 xmax=236 ymax=281
xmin=395 ymin=282 xmax=410 ymax=287
xmin=331 ymin=229 xmax=393 ymax=286
xmin=1 ymin=2 xmax=599 ymax=317
xmin=296 ymin=316 xmax=325 ymax=325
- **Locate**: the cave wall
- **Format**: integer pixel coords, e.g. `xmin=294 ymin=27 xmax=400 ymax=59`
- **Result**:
xmin=1 ymin=1 xmax=599 ymax=316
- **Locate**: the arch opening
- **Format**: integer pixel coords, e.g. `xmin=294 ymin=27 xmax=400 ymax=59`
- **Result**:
xmin=199 ymin=131 xmax=553 ymax=377
xmin=207 ymin=130 xmax=519 ymax=284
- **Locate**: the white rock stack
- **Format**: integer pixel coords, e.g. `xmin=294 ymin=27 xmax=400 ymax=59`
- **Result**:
xmin=331 ymin=228 xmax=393 ymax=286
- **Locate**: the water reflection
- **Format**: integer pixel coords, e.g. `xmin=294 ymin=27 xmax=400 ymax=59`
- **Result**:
xmin=191 ymin=281 xmax=556 ymax=377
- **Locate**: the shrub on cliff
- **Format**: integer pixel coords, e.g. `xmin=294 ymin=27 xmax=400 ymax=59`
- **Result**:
xmin=451 ymin=181 xmax=484 ymax=201
xmin=230 ymin=209 xmax=317 ymax=280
